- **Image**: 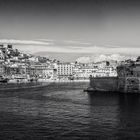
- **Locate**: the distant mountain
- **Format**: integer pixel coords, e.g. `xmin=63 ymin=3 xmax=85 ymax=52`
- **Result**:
xmin=76 ymin=54 xmax=136 ymax=63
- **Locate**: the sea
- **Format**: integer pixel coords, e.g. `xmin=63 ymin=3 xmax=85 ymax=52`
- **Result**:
xmin=0 ymin=82 xmax=140 ymax=140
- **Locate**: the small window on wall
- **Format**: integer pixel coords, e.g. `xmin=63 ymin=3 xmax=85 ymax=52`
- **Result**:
xmin=138 ymin=72 xmax=140 ymax=77
xmin=131 ymin=71 xmax=133 ymax=75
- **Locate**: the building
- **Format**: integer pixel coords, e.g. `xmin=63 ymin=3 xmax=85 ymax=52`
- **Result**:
xmin=73 ymin=66 xmax=98 ymax=79
xmin=57 ymin=63 xmax=74 ymax=78
xmin=0 ymin=63 xmax=5 ymax=75
xmin=116 ymin=58 xmax=140 ymax=93
xmin=94 ymin=61 xmax=107 ymax=69
xmin=30 ymin=64 xmax=54 ymax=78
xmin=28 ymin=56 xmax=39 ymax=63
xmin=4 ymin=63 xmax=21 ymax=76
xmin=0 ymin=50 xmax=4 ymax=60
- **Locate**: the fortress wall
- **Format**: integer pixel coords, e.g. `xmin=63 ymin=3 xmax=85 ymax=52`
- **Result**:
xmin=90 ymin=77 xmax=118 ymax=91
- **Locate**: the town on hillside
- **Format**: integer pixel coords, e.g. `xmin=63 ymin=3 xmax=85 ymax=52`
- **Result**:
xmin=0 ymin=44 xmax=128 ymax=83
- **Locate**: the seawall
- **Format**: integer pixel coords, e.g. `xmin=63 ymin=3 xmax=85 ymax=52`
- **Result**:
xmin=90 ymin=77 xmax=118 ymax=92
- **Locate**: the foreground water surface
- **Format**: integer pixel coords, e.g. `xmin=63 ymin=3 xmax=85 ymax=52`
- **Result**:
xmin=0 ymin=83 xmax=140 ymax=140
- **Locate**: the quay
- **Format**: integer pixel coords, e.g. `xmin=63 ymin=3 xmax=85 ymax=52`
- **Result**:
xmin=0 ymin=79 xmax=89 ymax=91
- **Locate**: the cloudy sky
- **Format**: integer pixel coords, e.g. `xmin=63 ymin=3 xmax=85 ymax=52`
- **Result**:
xmin=0 ymin=0 xmax=140 ymax=61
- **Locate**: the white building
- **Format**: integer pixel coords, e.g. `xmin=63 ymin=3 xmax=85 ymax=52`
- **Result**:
xmin=73 ymin=65 xmax=117 ymax=78
xmin=92 ymin=66 xmax=117 ymax=77
xmin=0 ymin=63 xmax=5 ymax=75
xmin=29 ymin=56 xmax=39 ymax=62
xmin=73 ymin=67 xmax=98 ymax=79
xmin=0 ymin=50 xmax=5 ymax=60
xmin=57 ymin=63 xmax=74 ymax=77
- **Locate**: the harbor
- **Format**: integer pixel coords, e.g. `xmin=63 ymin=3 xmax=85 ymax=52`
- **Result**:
xmin=0 ymin=77 xmax=89 ymax=91
xmin=0 ymin=0 xmax=140 ymax=139
xmin=0 ymin=83 xmax=140 ymax=139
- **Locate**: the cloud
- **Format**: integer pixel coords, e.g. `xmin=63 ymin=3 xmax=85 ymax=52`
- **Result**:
xmin=103 ymin=44 xmax=122 ymax=48
xmin=1 ymin=39 xmax=137 ymax=62
xmin=76 ymin=57 xmax=91 ymax=63
xmin=0 ymin=39 xmax=140 ymax=58
xmin=36 ymin=39 xmax=54 ymax=42
xmin=0 ymin=39 xmax=53 ymax=45
xmin=91 ymin=54 xmax=126 ymax=62
xmin=93 ymin=54 xmax=137 ymax=62
xmin=63 ymin=40 xmax=92 ymax=45
xmin=0 ymin=39 xmax=93 ymax=53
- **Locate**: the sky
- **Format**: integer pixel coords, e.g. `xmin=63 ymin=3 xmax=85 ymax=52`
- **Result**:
xmin=0 ymin=0 xmax=140 ymax=61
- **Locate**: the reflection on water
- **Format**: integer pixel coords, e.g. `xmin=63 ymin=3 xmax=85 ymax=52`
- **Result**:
xmin=0 ymin=85 xmax=140 ymax=139
xmin=116 ymin=94 xmax=140 ymax=139
xmin=88 ymin=93 xmax=120 ymax=139
xmin=88 ymin=93 xmax=140 ymax=139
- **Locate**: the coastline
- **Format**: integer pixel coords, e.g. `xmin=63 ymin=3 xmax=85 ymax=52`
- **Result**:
xmin=37 ymin=79 xmax=89 ymax=83
xmin=0 ymin=79 xmax=90 ymax=91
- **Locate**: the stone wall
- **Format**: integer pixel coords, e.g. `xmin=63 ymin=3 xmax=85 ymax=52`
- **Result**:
xmin=90 ymin=77 xmax=118 ymax=91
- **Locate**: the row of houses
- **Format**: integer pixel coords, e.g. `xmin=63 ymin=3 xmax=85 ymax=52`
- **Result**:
xmin=0 ymin=61 xmax=117 ymax=80
xmin=0 ymin=63 xmax=55 ymax=79
xmin=57 ymin=62 xmax=117 ymax=79
xmin=0 ymin=44 xmax=118 ymax=80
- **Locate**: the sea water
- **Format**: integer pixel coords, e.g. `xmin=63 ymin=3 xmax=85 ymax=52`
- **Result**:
xmin=0 ymin=83 xmax=140 ymax=139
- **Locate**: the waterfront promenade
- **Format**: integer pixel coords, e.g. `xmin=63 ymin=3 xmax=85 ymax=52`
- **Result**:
xmin=0 ymin=79 xmax=89 ymax=91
